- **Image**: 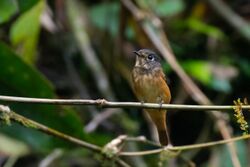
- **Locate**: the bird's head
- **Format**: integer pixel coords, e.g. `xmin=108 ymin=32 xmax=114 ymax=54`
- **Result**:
xmin=133 ymin=49 xmax=161 ymax=70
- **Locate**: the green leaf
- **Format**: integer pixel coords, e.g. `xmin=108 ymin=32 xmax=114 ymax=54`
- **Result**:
xmin=186 ymin=18 xmax=225 ymax=40
xmin=10 ymin=0 xmax=45 ymax=64
xmin=0 ymin=0 xmax=18 ymax=23
xmin=155 ymin=0 xmax=185 ymax=17
xmin=0 ymin=42 xmax=86 ymax=152
xmin=182 ymin=60 xmax=212 ymax=85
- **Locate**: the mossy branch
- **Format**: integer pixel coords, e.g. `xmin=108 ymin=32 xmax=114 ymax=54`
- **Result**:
xmin=0 ymin=105 xmax=101 ymax=151
xmin=0 ymin=105 xmax=130 ymax=167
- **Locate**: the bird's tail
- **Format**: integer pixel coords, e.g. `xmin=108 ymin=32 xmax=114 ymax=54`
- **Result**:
xmin=146 ymin=109 xmax=170 ymax=146
xmin=157 ymin=128 xmax=169 ymax=146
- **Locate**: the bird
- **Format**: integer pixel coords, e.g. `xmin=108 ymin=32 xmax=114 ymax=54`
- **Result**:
xmin=132 ymin=49 xmax=171 ymax=146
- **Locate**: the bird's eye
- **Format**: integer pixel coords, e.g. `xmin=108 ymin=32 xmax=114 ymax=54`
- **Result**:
xmin=147 ymin=54 xmax=154 ymax=61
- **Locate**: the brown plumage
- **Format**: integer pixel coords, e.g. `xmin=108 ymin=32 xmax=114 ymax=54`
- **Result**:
xmin=132 ymin=49 xmax=171 ymax=146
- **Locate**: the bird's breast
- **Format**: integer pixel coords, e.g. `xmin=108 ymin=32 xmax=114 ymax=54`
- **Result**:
xmin=132 ymin=70 xmax=171 ymax=103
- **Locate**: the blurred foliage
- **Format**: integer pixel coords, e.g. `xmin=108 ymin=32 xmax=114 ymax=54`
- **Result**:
xmin=219 ymin=141 xmax=248 ymax=167
xmin=0 ymin=0 xmax=250 ymax=166
xmin=152 ymin=0 xmax=185 ymax=17
xmin=0 ymin=42 xmax=86 ymax=152
xmin=0 ymin=134 xmax=29 ymax=156
xmin=90 ymin=2 xmax=119 ymax=37
xmin=10 ymin=0 xmax=44 ymax=64
xmin=0 ymin=0 xmax=18 ymax=24
xmin=182 ymin=60 xmax=212 ymax=85
xmin=185 ymin=18 xmax=225 ymax=40
xmin=17 ymin=0 xmax=40 ymax=13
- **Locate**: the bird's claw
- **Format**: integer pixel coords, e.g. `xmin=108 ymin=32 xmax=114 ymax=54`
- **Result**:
xmin=158 ymin=100 xmax=164 ymax=111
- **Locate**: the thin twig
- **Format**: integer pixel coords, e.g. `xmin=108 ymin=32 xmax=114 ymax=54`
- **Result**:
xmin=123 ymin=136 xmax=160 ymax=147
xmin=119 ymin=134 xmax=250 ymax=156
xmin=115 ymin=158 xmax=131 ymax=167
xmin=39 ymin=149 xmax=63 ymax=167
xmin=0 ymin=95 xmax=249 ymax=110
xmin=84 ymin=108 xmax=119 ymax=132
xmin=66 ymin=0 xmax=126 ymax=131
xmin=207 ymin=0 xmax=250 ymax=42
xmin=66 ymin=0 xmax=116 ymax=99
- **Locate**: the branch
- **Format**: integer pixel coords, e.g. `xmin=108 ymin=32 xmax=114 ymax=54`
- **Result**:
xmin=1 ymin=104 xmax=249 ymax=166
xmin=0 ymin=105 xmax=130 ymax=167
xmin=0 ymin=95 xmax=249 ymax=111
xmin=119 ymin=134 xmax=250 ymax=156
xmin=0 ymin=105 xmax=101 ymax=152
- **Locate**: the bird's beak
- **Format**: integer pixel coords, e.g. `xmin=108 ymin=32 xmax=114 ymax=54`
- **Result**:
xmin=133 ymin=51 xmax=142 ymax=57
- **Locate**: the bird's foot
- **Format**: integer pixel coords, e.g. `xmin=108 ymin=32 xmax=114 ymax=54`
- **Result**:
xmin=163 ymin=144 xmax=173 ymax=150
xmin=158 ymin=100 xmax=164 ymax=112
